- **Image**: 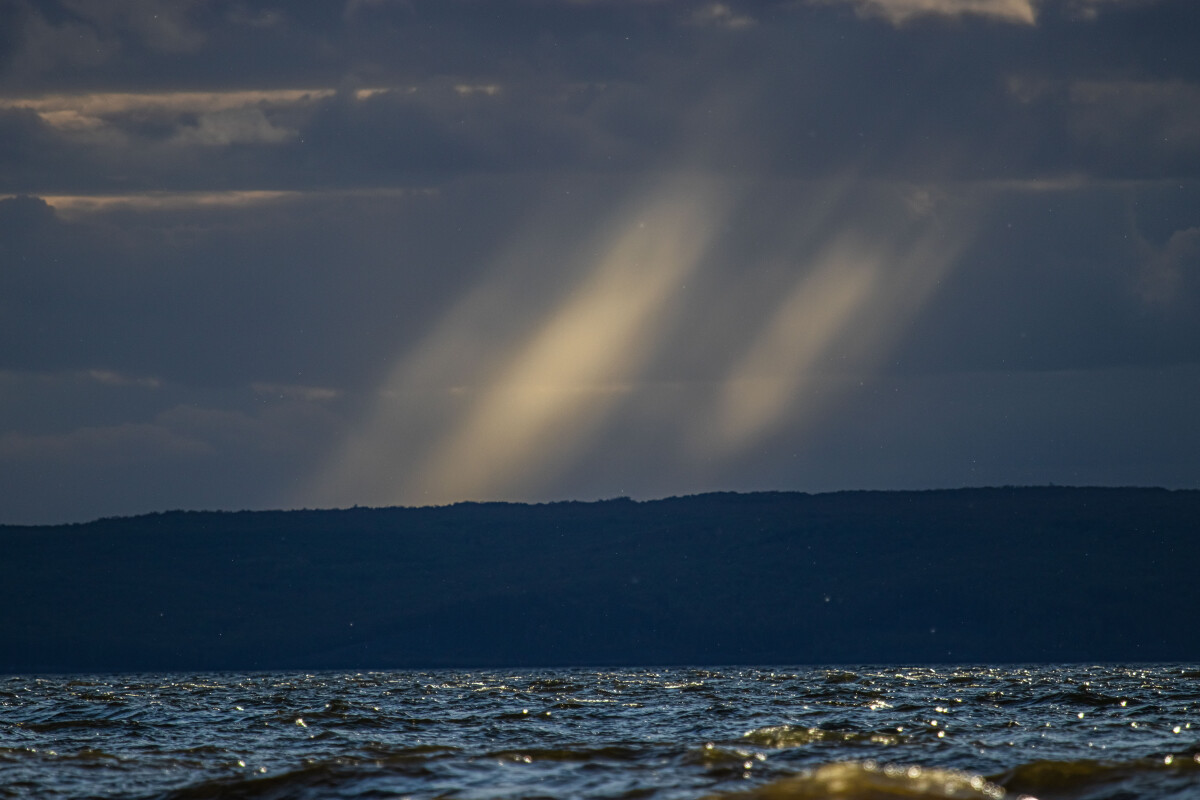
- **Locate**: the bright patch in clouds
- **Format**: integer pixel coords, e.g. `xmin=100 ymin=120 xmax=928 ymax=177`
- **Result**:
xmin=22 ymin=188 xmax=430 ymax=218
xmin=0 ymin=89 xmax=338 ymax=123
xmin=817 ymin=0 xmax=1038 ymax=24
xmin=0 ymin=89 xmax=336 ymax=148
xmin=688 ymin=3 xmax=757 ymax=29
xmin=87 ymin=370 xmax=162 ymax=390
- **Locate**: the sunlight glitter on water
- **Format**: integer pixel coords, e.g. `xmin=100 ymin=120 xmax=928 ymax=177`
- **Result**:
xmin=1 ymin=665 xmax=1199 ymax=799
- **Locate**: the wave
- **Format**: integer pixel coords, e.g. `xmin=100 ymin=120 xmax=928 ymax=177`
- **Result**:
xmin=9 ymin=666 xmax=1200 ymax=800
xmin=73 ymin=747 xmax=1199 ymax=800
xmin=993 ymin=752 xmax=1200 ymax=799
xmin=704 ymin=752 xmax=1200 ymax=800
xmin=705 ymin=762 xmax=1005 ymax=799
xmin=152 ymin=746 xmax=458 ymax=800
xmin=742 ymin=725 xmax=905 ymax=747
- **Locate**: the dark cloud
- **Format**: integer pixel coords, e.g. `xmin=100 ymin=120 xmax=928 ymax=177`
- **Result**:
xmin=3 ymin=1 xmax=1200 ymax=192
xmin=897 ymin=182 xmax=1200 ymax=373
xmin=0 ymin=187 xmax=543 ymax=388
xmin=0 ymin=377 xmax=346 ymax=523
xmin=2 ymin=0 xmax=1199 ymax=521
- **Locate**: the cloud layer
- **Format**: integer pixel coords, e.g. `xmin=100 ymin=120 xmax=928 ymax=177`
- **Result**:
xmin=2 ymin=0 xmax=1198 ymax=522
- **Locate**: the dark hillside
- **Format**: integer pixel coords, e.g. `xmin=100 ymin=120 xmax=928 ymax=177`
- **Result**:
xmin=2 ymin=487 xmax=1197 ymax=673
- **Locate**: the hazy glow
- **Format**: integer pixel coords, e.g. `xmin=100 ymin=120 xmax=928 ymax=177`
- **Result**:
xmin=1136 ymin=226 xmax=1199 ymax=307
xmin=312 ymin=175 xmax=727 ymax=507
xmin=251 ymin=382 xmax=342 ymax=403
xmin=817 ymin=0 xmax=1038 ymax=25
xmin=305 ymin=172 xmax=978 ymax=507
xmin=1068 ymin=80 xmax=1200 ymax=151
xmin=702 ymin=204 xmax=973 ymax=455
xmin=454 ymin=84 xmax=502 ymax=96
xmin=710 ymin=240 xmax=879 ymax=448
xmin=173 ymin=108 xmax=295 ymax=146
xmin=354 ymin=87 xmax=413 ymax=100
xmin=688 ymin=3 xmax=758 ymax=29
xmin=412 ymin=184 xmax=718 ymax=501
xmin=1068 ymin=0 xmax=1146 ymax=20
xmin=87 ymin=369 xmax=162 ymax=390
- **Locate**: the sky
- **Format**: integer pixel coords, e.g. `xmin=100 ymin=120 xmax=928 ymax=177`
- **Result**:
xmin=1 ymin=0 xmax=1198 ymax=524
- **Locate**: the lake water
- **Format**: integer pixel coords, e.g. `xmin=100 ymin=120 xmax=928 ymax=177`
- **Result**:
xmin=2 ymin=665 xmax=1198 ymax=799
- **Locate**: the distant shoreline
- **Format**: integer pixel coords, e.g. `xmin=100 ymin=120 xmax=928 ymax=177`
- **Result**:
xmin=5 ymin=487 xmax=1198 ymax=674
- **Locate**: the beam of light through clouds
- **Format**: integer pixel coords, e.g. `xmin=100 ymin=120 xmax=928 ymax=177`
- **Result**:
xmin=701 ymin=188 xmax=975 ymax=457
xmin=2 ymin=0 xmax=1199 ymax=522
xmin=815 ymin=0 xmax=1039 ymax=25
xmin=310 ymin=173 xmax=981 ymax=506
xmin=310 ymin=175 xmax=731 ymax=507
xmin=707 ymin=240 xmax=882 ymax=451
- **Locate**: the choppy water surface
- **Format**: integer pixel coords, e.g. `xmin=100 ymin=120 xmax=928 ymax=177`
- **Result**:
xmin=2 ymin=665 xmax=1198 ymax=799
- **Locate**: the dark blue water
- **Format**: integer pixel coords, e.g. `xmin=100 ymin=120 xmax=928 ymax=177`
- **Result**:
xmin=2 ymin=665 xmax=1198 ymax=799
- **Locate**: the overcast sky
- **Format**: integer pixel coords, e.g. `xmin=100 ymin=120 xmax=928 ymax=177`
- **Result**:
xmin=2 ymin=0 xmax=1198 ymax=523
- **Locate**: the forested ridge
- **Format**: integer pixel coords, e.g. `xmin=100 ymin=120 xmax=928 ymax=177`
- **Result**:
xmin=3 ymin=487 xmax=1197 ymax=673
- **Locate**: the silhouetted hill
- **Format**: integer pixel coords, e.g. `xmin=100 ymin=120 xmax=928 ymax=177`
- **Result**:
xmin=2 ymin=487 xmax=1197 ymax=673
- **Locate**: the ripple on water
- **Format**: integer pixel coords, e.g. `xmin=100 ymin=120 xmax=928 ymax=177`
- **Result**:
xmin=741 ymin=725 xmax=905 ymax=748
xmin=1 ymin=665 xmax=1199 ymax=799
xmin=704 ymin=762 xmax=1005 ymax=800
